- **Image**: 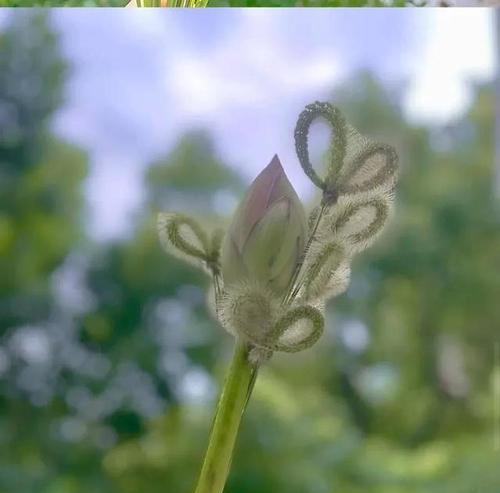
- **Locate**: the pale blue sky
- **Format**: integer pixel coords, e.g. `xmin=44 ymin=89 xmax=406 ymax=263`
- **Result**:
xmin=3 ymin=10 xmax=495 ymax=241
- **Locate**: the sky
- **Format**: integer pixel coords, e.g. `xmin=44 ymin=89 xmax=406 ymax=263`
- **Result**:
xmin=6 ymin=9 xmax=497 ymax=241
xmin=0 ymin=7 xmax=497 ymax=412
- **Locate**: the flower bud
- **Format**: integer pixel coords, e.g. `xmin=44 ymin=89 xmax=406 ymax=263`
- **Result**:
xmin=221 ymin=155 xmax=306 ymax=295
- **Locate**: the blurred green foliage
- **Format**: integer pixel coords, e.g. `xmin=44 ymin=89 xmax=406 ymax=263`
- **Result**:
xmin=0 ymin=12 xmax=87 ymax=328
xmin=1 ymin=10 xmax=498 ymax=493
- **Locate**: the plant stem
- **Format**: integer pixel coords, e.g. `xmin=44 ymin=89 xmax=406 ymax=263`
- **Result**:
xmin=193 ymin=340 xmax=257 ymax=493
xmin=283 ymin=203 xmax=327 ymax=305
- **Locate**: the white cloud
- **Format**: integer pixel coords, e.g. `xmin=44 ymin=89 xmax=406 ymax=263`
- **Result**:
xmin=167 ymin=15 xmax=342 ymax=119
xmin=404 ymin=9 xmax=495 ymax=124
xmin=35 ymin=9 xmax=495 ymax=241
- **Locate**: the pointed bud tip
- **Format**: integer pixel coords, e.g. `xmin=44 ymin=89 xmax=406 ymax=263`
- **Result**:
xmin=264 ymin=154 xmax=284 ymax=177
xmin=269 ymin=154 xmax=282 ymax=168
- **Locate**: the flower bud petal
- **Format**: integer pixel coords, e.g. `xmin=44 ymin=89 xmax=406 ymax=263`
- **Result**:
xmin=221 ymin=155 xmax=306 ymax=295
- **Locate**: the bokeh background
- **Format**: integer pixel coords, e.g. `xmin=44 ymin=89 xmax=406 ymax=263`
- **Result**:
xmin=1 ymin=8 xmax=499 ymax=493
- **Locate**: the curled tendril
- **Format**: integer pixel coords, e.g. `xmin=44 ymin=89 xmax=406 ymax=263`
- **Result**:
xmin=294 ymin=101 xmax=347 ymax=204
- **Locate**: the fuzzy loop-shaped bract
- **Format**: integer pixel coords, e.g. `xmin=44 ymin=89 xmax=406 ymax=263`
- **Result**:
xmin=301 ymin=242 xmax=347 ymax=302
xmin=295 ymin=102 xmax=398 ymax=207
xmin=337 ymin=141 xmax=398 ymax=198
xmin=327 ymin=196 xmax=392 ymax=254
xmin=294 ymin=101 xmax=347 ymax=200
xmin=219 ymin=281 xmax=278 ymax=347
xmin=157 ymin=212 xmax=213 ymax=268
xmin=248 ymin=346 xmax=273 ymax=366
xmin=208 ymin=227 xmax=225 ymax=272
xmin=324 ymin=263 xmax=351 ymax=300
xmin=272 ymin=305 xmax=324 ymax=353
xmin=219 ymin=282 xmax=325 ymax=354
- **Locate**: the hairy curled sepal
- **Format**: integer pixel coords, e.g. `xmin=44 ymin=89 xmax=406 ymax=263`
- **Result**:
xmin=248 ymin=346 xmax=273 ymax=366
xmin=206 ymin=285 xmax=218 ymax=321
xmin=208 ymin=227 xmax=225 ymax=273
xmin=324 ymin=263 xmax=351 ymax=301
xmin=301 ymin=242 xmax=348 ymax=302
xmin=325 ymin=196 xmax=393 ymax=255
xmin=308 ymin=206 xmax=322 ymax=234
xmin=295 ymin=102 xmax=399 ymax=205
xmin=272 ymin=305 xmax=324 ymax=353
xmin=206 ymin=284 xmax=228 ymax=330
xmin=219 ymin=281 xmax=278 ymax=346
xmin=294 ymin=101 xmax=347 ymax=201
xmin=219 ymin=282 xmax=324 ymax=355
xmin=157 ymin=212 xmax=212 ymax=269
xmin=337 ymin=141 xmax=398 ymax=198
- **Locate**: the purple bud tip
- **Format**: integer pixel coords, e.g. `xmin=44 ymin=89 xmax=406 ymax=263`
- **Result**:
xmin=235 ymin=155 xmax=289 ymax=247
xmin=269 ymin=154 xmax=283 ymax=171
xmin=258 ymin=155 xmax=288 ymax=205
xmin=258 ymin=155 xmax=284 ymax=194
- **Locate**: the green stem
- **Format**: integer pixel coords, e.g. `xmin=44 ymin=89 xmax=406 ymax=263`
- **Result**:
xmin=193 ymin=340 xmax=257 ymax=493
